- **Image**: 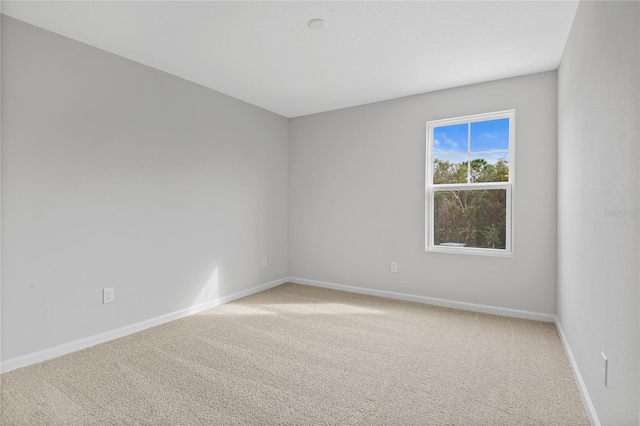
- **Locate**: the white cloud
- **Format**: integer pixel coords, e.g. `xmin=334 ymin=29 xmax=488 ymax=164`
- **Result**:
xmin=440 ymin=133 xmax=458 ymax=149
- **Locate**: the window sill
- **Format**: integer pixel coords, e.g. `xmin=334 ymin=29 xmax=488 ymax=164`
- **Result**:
xmin=426 ymin=245 xmax=513 ymax=257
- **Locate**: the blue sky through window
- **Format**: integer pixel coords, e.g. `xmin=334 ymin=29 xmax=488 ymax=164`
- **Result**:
xmin=433 ymin=118 xmax=509 ymax=168
xmin=433 ymin=123 xmax=467 ymax=155
xmin=470 ymin=118 xmax=509 ymax=152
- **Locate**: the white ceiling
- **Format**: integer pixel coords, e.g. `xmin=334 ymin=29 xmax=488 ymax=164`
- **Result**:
xmin=1 ymin=1 xmax=579 ymax=118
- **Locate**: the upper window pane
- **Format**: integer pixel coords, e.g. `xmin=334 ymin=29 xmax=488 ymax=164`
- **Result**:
xmin=433 ymin=123 xmax=468 ymax=155
xmin=431 ymin=116 xmax=511 ymax=185
xmin=470 ymin=118 xmax=509 ymax=152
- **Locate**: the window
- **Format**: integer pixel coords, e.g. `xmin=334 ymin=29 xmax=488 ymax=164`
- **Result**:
xmin=426 ymin=110 xmax=514 ymax=255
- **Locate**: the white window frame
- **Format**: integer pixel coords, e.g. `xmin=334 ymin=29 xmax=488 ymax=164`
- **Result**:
xmin=425 ymin=110 xmax=515 ymax=256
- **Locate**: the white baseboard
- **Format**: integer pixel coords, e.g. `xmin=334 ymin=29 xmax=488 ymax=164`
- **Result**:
xmin=289 ymin=277 xmax=556 ymax=322
xmin=0 ymin=277 xmax=288 ymax=374
xmin=555 ymin=318 xmax=600 ymax=426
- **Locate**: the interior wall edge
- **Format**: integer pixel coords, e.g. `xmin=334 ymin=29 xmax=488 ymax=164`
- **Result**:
xmin=555 ymin=318 xmax=601 ymax=426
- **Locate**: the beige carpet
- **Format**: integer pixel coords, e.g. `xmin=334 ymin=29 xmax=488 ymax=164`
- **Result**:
xmin=1 ymin=283 xmax=589 ymax=425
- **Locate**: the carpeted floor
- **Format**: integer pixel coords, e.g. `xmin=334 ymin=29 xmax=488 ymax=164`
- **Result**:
xmin=1 ymin=283 xmax=589 ymax=425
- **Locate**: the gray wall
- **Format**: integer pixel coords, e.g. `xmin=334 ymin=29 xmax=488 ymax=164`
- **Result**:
xmin=289 ymin=71 xmax=558 ymax=315
xmin=557 ymin=1 xmax=640 ymax=425
xmin=1 ymin=16 xmax=289 ymax=361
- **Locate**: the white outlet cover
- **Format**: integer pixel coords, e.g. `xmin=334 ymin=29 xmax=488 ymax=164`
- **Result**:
xmin=601 ymin=352 xmax=608 ymax=387
xmin=103 ymin=287 xmax=115 ymax=304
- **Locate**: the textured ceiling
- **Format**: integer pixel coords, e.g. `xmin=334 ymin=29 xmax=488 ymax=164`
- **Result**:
xmin=1 ymin=1 xmax=579 ymax=118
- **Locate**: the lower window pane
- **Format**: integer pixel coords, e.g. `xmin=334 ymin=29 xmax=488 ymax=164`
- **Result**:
xmin=433 ymin=189 xmax=507 ymax=249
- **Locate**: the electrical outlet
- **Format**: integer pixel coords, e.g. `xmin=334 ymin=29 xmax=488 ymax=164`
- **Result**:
xmin=601 ymin=352 xmax=608 ymax=387
xmin=262 ymin=256 xmax=268 ymax=267
xmin=103 ymin=287 xmax=115 ymax=304
xmin=390 ymin=262 xmax=398 ymax=273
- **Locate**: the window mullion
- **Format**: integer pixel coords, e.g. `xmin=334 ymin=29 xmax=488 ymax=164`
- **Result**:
xmin=467 ymin=123 xmax=471 ymax=184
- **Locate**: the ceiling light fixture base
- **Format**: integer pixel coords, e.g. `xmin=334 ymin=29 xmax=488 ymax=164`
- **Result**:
xmin=308 ymin=18 xmax=327 ymax=30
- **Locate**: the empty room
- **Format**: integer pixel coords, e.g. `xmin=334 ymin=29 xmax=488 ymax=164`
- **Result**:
xmin=1 ymin=1 xmax=638 ymax=425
